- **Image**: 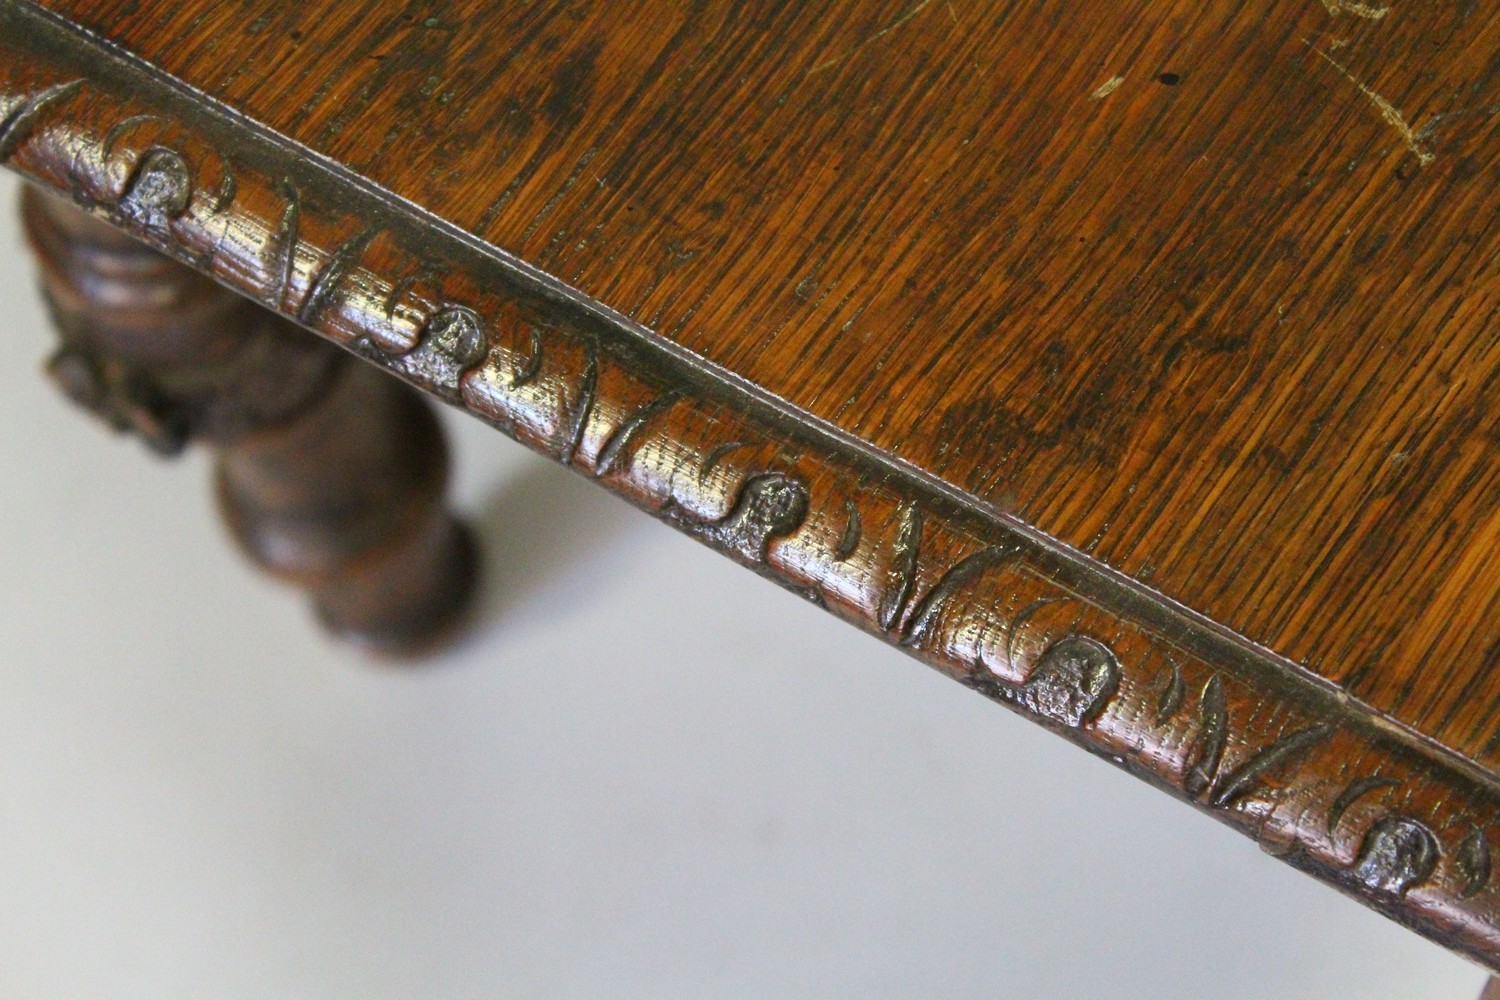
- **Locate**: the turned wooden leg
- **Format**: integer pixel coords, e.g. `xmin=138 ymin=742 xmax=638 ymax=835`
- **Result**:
xmin=21 ymin=185 xmax=478 ymax=655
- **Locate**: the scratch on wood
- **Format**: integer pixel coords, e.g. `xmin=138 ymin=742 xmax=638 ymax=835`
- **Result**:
xmin=1307 ymin=43 xmax=1435 ymax=165
xmin=520 ymin=147 xmax=598 ymax=245
xmin=1091 ymin=76 xmax=1125 ymax=100
xmin=1320 ymin=0 xmax=1391 ymax=18
xmin=810 ymin=0 xmax=934 ymax=76
xmin=1414 ymin=102 xmax=1500 ymax=145
xmin=0 ymin=79 xmax=83 ymax=163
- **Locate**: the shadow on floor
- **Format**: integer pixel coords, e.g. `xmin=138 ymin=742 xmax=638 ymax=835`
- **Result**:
xmin=467 ymin=456 xmax=652 ymax=639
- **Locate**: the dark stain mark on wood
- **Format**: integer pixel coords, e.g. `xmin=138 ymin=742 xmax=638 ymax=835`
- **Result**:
xmin=595 ymin=391 xmax=681 ymax=478
xmin=0 ymin=79 xmax=83 ymax=163
xmin=511 ymin=325 xmax=544 ymax=388
xmin=561 ymin=337 xmax=598 ymax=466
xmin=1328 ymin=775 xmax=1402 ymax=835
xmin=879 ymin=501 xmax=922 ymax=631
xmin=1210 ymin=723 xmax=1333 ymax=809
xmin=298 ymin=228 xmax=377 ymax=325
xmin=987 ymin=635 xmax=1121 ymax=729
xmin=1457 ymin=831 xmax=1492 ymax=899
xmin=902 ymin=545 xmax=1018 ymax=648
xmin=1354 ymin=816 xmax=1440 ymax=898
xmin=834 ymin=498 xmax=862 ymax=561
xmin=1184 ymin=674 xmax=1228 ymax=799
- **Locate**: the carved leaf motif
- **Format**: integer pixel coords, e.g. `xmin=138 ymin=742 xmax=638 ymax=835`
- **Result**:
xmin=901 ymin=545 xmax=1019 ymax=649
xmin=298 ymin=228 xmax=378 ymax=325
xmin=1184 ymin=674 xmax=1227 ymax=799
xmin=1327 ymin=775 xmax=1401 ymax=835
xmin=1457 ymin=831 xmax=1492 ymax=899
xmin=397 ymin=305 xmax=489 ymax=396
xmin=265 ymin=178 xmax=301 ymax=311
xmin=1354 ymin=816 xmax=1440 ymax=898
xmin=878 ymin=502 xmax=922 ymax=631
xmin=560 ymin=337 xmax=598 ymax=466
xmin=117 ymin=147 xmax=192 ymax=231
xmin=702 ymin=472 xmax=810 ymax=563
xmin=1156 ymin=659 xmax=1185 ymax=721
xmin=510 ymin=325 xmax=544 ymax=388
xmin=833 ymin=498 xmax=862 ymax=561
xmin=0 ymin=79 xmax=83 ymax=163
xmin=699 ymin=440 xmax=754 ymax=480
xmin=596 ymin=391 xmax=681 ymax=478
xmin=990 ymin=635 xmax=1120 ymax=729
xmin=1209 ymin=724 xmax=1332 ymax=809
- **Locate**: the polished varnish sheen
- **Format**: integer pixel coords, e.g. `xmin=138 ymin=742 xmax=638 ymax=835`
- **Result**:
xmin=4 ymin=0 xmax=1500 ymax=978
xmin=37 ymin=0 xmax=1500 ymax=772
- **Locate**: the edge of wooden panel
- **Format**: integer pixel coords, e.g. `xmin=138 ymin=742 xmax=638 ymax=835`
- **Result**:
xmin=5 ymin=0 xmax=1500 ymax=970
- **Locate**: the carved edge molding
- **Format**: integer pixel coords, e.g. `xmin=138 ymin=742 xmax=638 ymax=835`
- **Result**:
xmin=5 ymin=3 xmax=1500 ymax=968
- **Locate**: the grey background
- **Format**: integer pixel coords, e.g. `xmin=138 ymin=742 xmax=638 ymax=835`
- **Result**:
xmin=0 ymin=171 xmax=1482 ymax=998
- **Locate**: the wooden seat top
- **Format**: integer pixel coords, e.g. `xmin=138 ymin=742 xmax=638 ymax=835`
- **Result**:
xmin=4 ymin=0 xmax=1500 ymax=969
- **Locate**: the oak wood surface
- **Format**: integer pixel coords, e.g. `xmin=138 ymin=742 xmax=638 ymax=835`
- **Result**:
xmin=34 ymin=0 xmax=1500 ymax=773
xmin=4 ymin=0 xmax=1500 ymax=971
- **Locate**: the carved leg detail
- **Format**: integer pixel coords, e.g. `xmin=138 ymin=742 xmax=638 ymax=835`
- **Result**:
xmin=22 ymin=186 xmax=478 ymax=655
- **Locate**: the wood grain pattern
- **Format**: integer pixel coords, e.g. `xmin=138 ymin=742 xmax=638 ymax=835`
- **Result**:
xmin=30 ymin=0 xmax=1500 ymax=779
xmin=5 ymin=0 xmax=1500 ymax=969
